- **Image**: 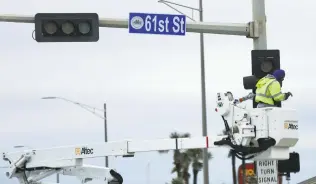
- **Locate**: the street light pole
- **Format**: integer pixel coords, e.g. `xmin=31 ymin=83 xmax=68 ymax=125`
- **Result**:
xmin=157 ymin=0 xmax=209 ymax=183
xmin=56 ymin=173 xmax=59 ymax=183
xmin=42 ymin=96 xmax=109 ymax=169
xmin=146 ymin=161 xmax=150 ymax=184
xmin=104 ymin=103 xmax=108 ymax=167
xmin=198 ymin=0 xmax=210 ymax=183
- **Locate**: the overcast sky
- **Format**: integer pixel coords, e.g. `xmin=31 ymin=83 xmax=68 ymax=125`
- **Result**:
xmin=0 ymin=0 xmax=315 ymax=183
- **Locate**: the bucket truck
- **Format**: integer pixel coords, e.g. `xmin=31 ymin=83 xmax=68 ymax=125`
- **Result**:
xmin=2 ymin=91 xmax=299 ymax=184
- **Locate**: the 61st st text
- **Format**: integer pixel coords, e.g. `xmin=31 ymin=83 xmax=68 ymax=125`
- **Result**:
xmin=143 ymin=15 xmax=185 ymax=33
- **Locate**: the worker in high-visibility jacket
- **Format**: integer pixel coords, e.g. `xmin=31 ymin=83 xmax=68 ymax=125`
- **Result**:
xmin=254 ymin=69 xmax=292 ymax=108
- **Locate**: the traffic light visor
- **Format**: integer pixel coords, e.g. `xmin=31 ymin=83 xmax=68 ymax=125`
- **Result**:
xmin=43 ymin=21 xmax=58 ymax=34
xmin=61 ymin=21 xmax=75 ymax=35
xmin=78 ymin=22 xmax=91 ymax=34
xmin=243 ymin=75 xmax=258 ymax=90
xmin=260 ymin=59 xmax=273 ymax=73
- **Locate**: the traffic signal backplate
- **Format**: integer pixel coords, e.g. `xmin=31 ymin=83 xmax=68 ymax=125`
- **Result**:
xmin=251 ymin=49 xmax=280 ymax=79
xmin=34 ymin=13 xmax=99 ymax=42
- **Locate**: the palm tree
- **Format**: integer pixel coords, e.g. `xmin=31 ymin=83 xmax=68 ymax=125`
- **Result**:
xmin=180 ymin=150 xmax=191 ymax=184
xmin=158 ymin=132 xmax=191 ymax=178
xmin=221 ymin=128 xmax=237 ymax=184
xmin=187 ymin=149 xmax=213 ymax=184
xmin=171 ymin=177 xmax=184 ymax=184
xmin=159 ymin=131 xmax=213 ymax=184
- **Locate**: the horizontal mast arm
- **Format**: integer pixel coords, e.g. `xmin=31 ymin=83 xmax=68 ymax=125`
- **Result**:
xmin=0 ymin=14 xmax=250 ymax=36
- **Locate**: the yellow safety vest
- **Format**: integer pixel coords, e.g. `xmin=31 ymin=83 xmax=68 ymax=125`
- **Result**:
xmin=255 ymin=75 xmax=286 ymax=105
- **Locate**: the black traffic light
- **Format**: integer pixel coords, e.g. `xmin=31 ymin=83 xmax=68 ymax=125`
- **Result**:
xmin=278 ymin=152 xmax=300 ymax=173
xmin=34 ymin=13 xmax=99 ymax=42
xmin=243 ymin=75 xmax=258 ymax=90
xmin=251 ymin=50 xmax=280 ymax=79
xmin=243 ymin=49 xmax=281 ymax=108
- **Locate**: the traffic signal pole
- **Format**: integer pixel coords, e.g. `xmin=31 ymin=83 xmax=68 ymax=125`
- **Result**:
xmin=252 ymin=0 xmax=267 ymax=50
xmin=252 ymin=0 xmax=269 ymax=184
xmin=0 ymin=1 xmax=269 ymax=183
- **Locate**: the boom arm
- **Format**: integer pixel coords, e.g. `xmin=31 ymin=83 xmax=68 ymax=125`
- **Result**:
xmin=2 ymin=136 xmax=227 ymax=184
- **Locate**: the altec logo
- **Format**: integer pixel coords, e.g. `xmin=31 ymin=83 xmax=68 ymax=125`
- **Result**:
xmin=284 ymin=120 xmax=298 ymax=130
xmin=75 ymin=147 xmax=94 ymax=155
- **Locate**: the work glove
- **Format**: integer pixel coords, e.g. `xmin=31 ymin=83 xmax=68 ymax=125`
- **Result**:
xmin=284 ymin=92 xmax=293 ymax=100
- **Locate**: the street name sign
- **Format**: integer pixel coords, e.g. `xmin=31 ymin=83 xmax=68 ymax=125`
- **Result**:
xmin=128 ymin=12 xmax=186 ymax=36
xmin=256 ymin=160 xmax=278 ymax=184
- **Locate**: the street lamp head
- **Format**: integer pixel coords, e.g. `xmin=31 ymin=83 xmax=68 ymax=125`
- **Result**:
xmin=13 ymin=145 xmax=25 ymax=148
xmin=13 ymin=145 xmax=33 ymax=149
xmin=41 ymin=97 xmax=57 ymax=99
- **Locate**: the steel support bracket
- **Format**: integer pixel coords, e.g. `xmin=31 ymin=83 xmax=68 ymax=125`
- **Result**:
xmin=247 ymin=21 xmax=259 ymax=38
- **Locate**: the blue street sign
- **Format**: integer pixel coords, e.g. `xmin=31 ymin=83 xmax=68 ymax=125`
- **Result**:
xmin=128 ymin=12 xmax=186 ymax=36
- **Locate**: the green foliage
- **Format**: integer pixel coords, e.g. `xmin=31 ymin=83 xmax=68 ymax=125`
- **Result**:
xmin=171 ymin=177 xmax=184 ymax=184
xmin=158 ymin=132 xmax=213 ymax=184
xmin=221 ymin=128 xmax=237 ymax=184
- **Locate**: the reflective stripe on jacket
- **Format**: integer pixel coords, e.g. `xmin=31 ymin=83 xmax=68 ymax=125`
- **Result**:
xmin=255 ymin=74 xmax=286 ymax=105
